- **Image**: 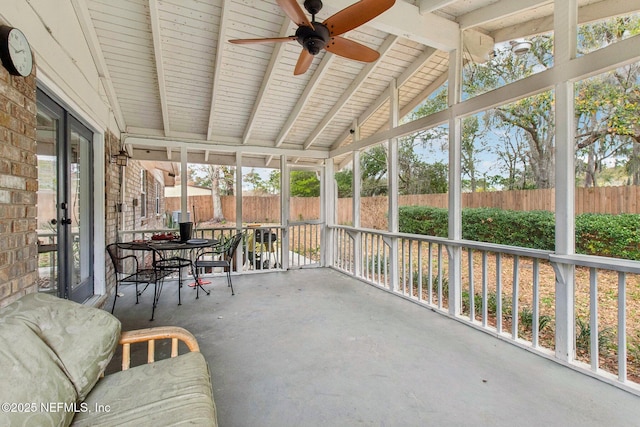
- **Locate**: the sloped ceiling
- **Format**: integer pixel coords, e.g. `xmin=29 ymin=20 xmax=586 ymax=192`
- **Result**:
xmin=73 ymin=0 xmax=635 ymax=168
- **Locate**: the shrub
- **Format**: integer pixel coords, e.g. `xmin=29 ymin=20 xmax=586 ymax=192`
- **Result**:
xmin=398 ymin=206 xmax=448 ymax=237
xmin=575 ymin=213 xmax=640 ymax=260
xmin=398 ymin=206 xmax=640 ymax=260
xmin=462 ymin=208 xmax=555 ymax=250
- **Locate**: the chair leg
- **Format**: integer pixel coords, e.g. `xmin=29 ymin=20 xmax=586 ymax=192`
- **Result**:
xmin=177 ymin=270 xmax=182 ymax=306
xmin=193 ymin=267 xmax=211 ymax=299
xmin=151 ymin=279 xmax=164 ymax=321
xmin=227 ymin=270 xmax=235 ymax=296
xmin=111 ymin=282 xmax=119 ymax=314
xmin=137 ymin=283 xmax=150 ymax=301
xmin=195 ymin=271 xmax=199 ymax=299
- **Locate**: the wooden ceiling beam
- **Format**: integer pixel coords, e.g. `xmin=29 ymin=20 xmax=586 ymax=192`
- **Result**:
xmin=148 ymin=0 xmax=170 ymax=136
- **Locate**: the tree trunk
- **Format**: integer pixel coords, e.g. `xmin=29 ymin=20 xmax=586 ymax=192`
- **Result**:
xmin=211 ymin=166 xmax=224 ymax=222
xmin=584 ymin=145 xmax=597 ymax=188
xmin=632 ymin=139 xmax=640 ymax=186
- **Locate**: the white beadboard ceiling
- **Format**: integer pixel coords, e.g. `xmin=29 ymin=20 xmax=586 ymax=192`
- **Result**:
xmin=74 ymin=0 xmax=636 ymax=169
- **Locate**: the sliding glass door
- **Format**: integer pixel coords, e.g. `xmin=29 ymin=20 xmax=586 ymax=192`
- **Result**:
xmin=36 ymin=89 xmax=94 ymax=302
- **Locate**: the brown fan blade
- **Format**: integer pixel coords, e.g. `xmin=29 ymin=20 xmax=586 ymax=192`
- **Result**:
xmin=323 ymin=0 xmax=395 ymax=36
xmin=229 ymin=36 xmax=297 ymax=44
xmin=277 ymin=0 xmax=314 ymax=28
xmin=294 ymin=50 xmax=314 ymax=75
xmin=325 ymin=36 xmax=380 ymax=62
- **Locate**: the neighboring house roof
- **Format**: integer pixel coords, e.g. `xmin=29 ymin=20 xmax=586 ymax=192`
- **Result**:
xmin=165 ymin=184 xmax=211 ymax=198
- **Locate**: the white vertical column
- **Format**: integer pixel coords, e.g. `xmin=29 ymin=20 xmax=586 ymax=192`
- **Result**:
xmin=554 ymin=0 xmax=577 ymax=362
xmin=388 ymin=79 xmax=399 ymax=292
xmin=447 ymin=43 xmax=463 ymax=316
xmin=352 ymin=120 xmax=362 ymax=277
xmin=180 ymin=146 xmax=188 ymax=220
xmin=235 ymin=152 xmax=243 ymax=229
xmin=235 ymin=152 xmax=243 ymax=270
xmin=280 ymin=155 xmax=290 ymax=270
xmin=322 ymin=159 xmax=335 ymax=267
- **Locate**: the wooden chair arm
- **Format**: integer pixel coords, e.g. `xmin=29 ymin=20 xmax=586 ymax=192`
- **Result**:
xmin=118 ymin=326 xmax=200 ymax=371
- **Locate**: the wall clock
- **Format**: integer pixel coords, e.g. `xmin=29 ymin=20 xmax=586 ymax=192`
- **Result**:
xmin=0 ymin=25 xmax=33 ymax=77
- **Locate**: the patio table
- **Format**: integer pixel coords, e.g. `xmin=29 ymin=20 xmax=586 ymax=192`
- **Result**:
xmin=116 ymin=238 xmax=218 ymax=319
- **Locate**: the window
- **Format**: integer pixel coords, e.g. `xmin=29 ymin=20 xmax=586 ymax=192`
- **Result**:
xmin=140 ymin=169 xmax=147 ymax=218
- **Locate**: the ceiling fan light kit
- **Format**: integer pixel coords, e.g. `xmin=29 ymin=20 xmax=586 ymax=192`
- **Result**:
xmin=229 ymin=0 xmax=395 ymax=75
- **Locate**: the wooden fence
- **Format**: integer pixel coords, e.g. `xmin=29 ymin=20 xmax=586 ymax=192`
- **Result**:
xmin=165 ymin=186 xmax=640 ymax=227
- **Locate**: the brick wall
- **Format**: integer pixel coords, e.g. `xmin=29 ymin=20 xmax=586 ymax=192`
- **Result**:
xmin=122 ymin=162 xmax=166 ymax=231
xmin=0 ymin=66 xmax=38 ymax=306
xmin=104 ymin=131 xmax=121 ymax=295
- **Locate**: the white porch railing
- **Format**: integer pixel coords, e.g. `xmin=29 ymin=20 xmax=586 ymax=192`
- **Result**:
xmin=329 ymin=225 xmax=640 ymax=396
xmin=118 ymin=222 xmax=322 ymax=273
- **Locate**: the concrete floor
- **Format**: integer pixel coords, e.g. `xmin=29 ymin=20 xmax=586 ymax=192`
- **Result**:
xmin=108 ymin=268 xmax=640 ymax=427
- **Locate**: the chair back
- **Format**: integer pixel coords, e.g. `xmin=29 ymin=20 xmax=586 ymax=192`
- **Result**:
xmin=225 ymin=233 xmax=244 ymax=259
xmin=106 ymin=243 xmax=125 ymax=273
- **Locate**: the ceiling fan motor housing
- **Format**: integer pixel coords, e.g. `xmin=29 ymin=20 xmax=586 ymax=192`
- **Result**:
xmin=303 ymin=0 xmax=323 ymax=15
xmin=295 ymin=23 xmax=330 ymax=55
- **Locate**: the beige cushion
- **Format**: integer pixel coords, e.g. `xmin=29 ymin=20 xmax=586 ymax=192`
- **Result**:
xmin=72 ymin=352 xmax=218 ymax=426
xmin=0 ymin=293 xmax=121 ymax=400
xmin=0 ymin=321 xmax=78 ymax=427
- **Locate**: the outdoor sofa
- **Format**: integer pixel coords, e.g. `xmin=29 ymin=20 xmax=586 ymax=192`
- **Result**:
xmin=0 ymin=292 xmax=217 ymax=426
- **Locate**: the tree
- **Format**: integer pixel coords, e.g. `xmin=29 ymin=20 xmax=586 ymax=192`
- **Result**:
xmin=337 ymin=17 xmax=640 ymax=193
xmin=574 ymin=23 xmax=640 ymax=186
xmin=461 ymin=115 xmax=487 ymax=192
xmin=237 ymin=169 xmax=322 ymax=197
xmin=290 ymin=171 xmax=320 ymax=197
xmin=244 ymin=169 xmax=269 ymax=195
xmin=464 ymin=35 xmax=555 ymax=189
xmin=188 ymin=165 xmax=224 ymax=222
xmin=335 ymin=169 xmax=353 ymax=198
xmin=360 ymin=145 xmax=388 ymax=196
xmin=220 ymin=166 xmax=235 ymax=195
xmin=398 ymin=138 xmax=448 ymax=194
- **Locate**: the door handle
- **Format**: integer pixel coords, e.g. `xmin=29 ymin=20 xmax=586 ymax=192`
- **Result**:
xmin=60 ymin=218 xmax=72 ymax=225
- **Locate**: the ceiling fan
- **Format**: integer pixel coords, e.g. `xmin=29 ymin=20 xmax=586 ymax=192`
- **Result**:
xmin=229 ymin=0 xmax=395 ymax=75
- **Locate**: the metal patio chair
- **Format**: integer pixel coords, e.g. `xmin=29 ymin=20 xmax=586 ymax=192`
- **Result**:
xmin=193 ymin=232 xmax=244 ymax=297
xmin=106 ymin=243 xmax=171 ymax=315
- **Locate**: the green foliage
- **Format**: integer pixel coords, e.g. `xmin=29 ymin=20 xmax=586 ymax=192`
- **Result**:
xmin=430 ymin=274 xmax=449 ymax=298
xmin=461 ymin=291 xmax=514 ymax=320
xmin=518 ymin=306 xmax=552 ymax=332
xmin=290 ymin=171 xmax=320 ymax=197
xmin=367 ymin=254 xmax=389 ymax=273
xmin=575 ymin=213 xmax=640 ymax=260
xmin=266 ymin=170 xmax=280 ymax=194
xmin=360 ymin=145 xmax=389 ymax=196
xmin=575 ymin=317 xmax=616 ymax=357
xmin=244 ymin=168 xmax=269 ymax=194
xmin=628 ymin=335 xmax=640 ymax=363
xmin=412 ymin=272 xmax=448 ymax=296
xmin=461 ymin=291 xmax=483 ymax=315
xmin=335 ymin=169 xmax=353 ymax=198
xmin=398 ymin=206 xmax=449 ymax=237
xmin=462 ymin=208 xmax=556 ymax=250
xmin=399 ymin=206 xmax=640 ymax=260
xmin=486 ymin=292 xmax=498 ymax=316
